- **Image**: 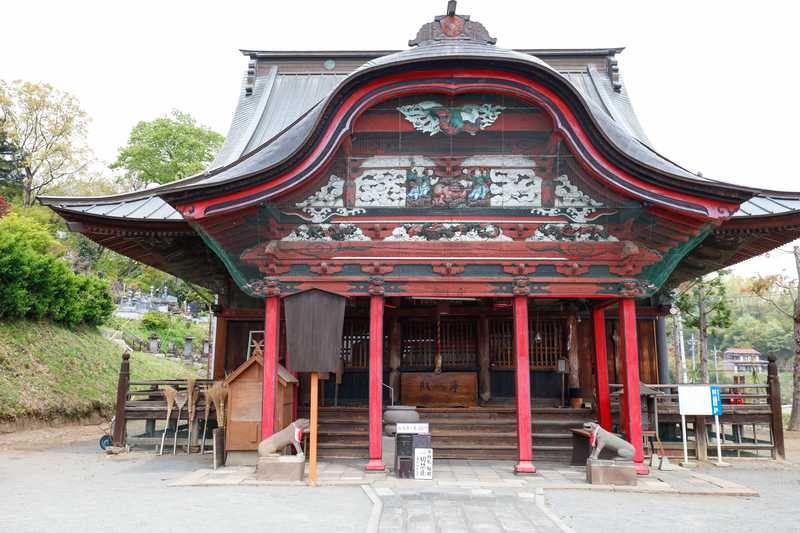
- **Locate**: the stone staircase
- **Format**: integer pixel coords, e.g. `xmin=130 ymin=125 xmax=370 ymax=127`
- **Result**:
xmin=301 ymin=406 xmax=592 ymax=463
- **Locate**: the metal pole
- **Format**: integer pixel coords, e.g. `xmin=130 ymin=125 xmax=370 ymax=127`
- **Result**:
xmin=681 ymin=414 xmax=689 ymax=466
xmin=714 ymin=414 xmax=728 ymax=466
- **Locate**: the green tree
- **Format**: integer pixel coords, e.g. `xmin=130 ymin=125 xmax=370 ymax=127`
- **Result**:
xmin=111 ymin=110 xmax=223 ymax=189
xmin=749 ymin=248 xmax=800 ymax=430
xmin=0 ymin=81 xmax=91 ymax=207
xmin=675 ymin=271 xmax=733 ymax=382
xmin=0 ymin=130 xmax=23 ymax=201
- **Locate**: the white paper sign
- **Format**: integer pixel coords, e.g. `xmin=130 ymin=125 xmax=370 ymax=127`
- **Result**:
xmin=397 ymin=423 xmax=429 ymax=434
xmin=414 ymin=448 xmax=433 ymax=479
xmin=678 ymin=385 xmax=713 ymax=415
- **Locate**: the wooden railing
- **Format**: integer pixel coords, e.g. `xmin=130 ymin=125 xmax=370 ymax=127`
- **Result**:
xmin=606 ymin=356 xmax=785 ymax=460
xmin=113 ymin=352 xmax=218 ymax=448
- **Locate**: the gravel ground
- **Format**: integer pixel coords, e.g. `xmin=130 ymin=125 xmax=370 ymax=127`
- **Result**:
xmin=3 ymin=424 xmax=800 ymax=533
xmin=0 ymin=426 xmax=371 ymax=533
xmin=547 ymin=461 xmax=800 ymax=532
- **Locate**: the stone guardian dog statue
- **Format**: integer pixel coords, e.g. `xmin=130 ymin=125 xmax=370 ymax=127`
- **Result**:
xmin=583 ymin=422 xmax=635 ymax=461
xmin=258 ymin=418 xmax=310 ymax=457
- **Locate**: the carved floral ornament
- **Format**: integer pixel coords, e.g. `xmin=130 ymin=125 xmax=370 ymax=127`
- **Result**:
xmin=286 ymin=155 xmax=607 ymax=223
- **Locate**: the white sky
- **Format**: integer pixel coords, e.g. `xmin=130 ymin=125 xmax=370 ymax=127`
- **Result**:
xmin=2 ymin=0 xmax=799 ymax=276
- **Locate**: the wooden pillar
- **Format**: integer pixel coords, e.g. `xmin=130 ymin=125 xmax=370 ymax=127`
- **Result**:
xmin=592 ymin=309 xmax=612 ymax=431
xmin=619 ymin=298 xmax=648 ymax=475
xmin=478 ymin=314 xmax=491 ymax=402
xmin=366 ymin=294 xmax=385 ymax=471
xmin=261 ymin=295 xmax=281 ymax=440
xmin=513 ymin=295 xmax=536 ymax=474
xmin=767 ymin=355 xmax=786 ymax=460
xmin=112 ymin=350 xmax=130 ymax=447
xmin=566 ymin=312 xmax=581 ymax=407
xmin=695 ymin=416 xmax=709 ymax=462
xmin=388 ymin=319 xmax=401 ymax=404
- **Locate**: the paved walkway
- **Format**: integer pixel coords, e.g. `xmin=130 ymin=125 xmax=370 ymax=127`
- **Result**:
xmin=171 ymin=459 xmax=758 ymax=497
xmin=169 ymin=458 xmax=760 ymax=533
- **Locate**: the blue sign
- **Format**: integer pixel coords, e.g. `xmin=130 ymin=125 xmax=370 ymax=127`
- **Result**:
xmin=710 ymin=386 xmax=723 ymax=416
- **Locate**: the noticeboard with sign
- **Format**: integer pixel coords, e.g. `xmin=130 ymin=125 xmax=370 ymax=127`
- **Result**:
xmin=710 ymin=386 xmax=723 ymax=416
xmin=678 ymin=385 xmax=713 ymax=415
xmin=414 ymin=447 xmax=433 ymax=480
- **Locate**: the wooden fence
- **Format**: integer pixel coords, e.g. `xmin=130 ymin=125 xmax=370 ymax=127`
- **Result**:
xmin=608 ymin=357 xmax=785 ymax=460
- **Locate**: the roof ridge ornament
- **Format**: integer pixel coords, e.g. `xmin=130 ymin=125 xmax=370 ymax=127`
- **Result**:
xmin=409 ymin=1 xmax=497 ymax=47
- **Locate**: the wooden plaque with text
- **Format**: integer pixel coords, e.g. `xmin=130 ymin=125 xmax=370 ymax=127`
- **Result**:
xmin=401 ymin=372 xmax=477 ymax=407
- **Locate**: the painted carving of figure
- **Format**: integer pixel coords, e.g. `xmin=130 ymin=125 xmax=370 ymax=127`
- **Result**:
xmin=406 ymin=167 xmax=432 ymax=204
xmin=467 ymin=168 xmax=491 ymax=204
xmin=433 ymin=178 xmax=468 ymax=207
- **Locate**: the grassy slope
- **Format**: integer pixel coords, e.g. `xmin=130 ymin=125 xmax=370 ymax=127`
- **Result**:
xmin=0 ymin=320 xmax=201 ymax=422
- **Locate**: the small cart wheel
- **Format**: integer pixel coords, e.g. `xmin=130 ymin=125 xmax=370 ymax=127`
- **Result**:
xmin=99 ymin=435 xmax=113 ymax=450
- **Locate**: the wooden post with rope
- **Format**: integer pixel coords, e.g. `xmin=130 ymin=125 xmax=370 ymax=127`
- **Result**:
xmin=112 ymin=350 xmax=130 ymax=447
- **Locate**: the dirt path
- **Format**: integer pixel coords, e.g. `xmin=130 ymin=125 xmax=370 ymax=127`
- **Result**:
xmin=0 ymin=422 xmax=103 ymax=452
xmin=783 ymin=429 xmax=800 ymax=462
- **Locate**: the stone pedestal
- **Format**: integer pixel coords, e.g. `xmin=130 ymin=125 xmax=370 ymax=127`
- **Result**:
xmin=256 ymin=455 xmax=306 ymax=482
xmin=586 ymin=458 xmax=637 ymax=486
xmin=382 ymin=435 xmax=396 ymax=472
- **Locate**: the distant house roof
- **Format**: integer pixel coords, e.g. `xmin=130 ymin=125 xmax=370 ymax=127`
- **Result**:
xmin=724 ymin=348 xmax=762 ymax=355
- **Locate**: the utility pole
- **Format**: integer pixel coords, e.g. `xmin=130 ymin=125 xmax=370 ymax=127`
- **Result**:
xmin=688 ymin=333 xmax=697 ymax=378
xmin=671 ymin=306 xmax=689 ymax=383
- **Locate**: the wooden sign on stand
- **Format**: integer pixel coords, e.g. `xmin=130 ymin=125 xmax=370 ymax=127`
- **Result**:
xmin=283 ymin=289 xmax=347 ymax=487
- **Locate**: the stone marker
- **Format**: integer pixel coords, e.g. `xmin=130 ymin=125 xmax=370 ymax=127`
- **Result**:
xmin=586 ymin=458 xmax=637 ymax=486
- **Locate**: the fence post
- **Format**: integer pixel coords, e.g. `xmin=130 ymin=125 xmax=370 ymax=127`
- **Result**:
xmin=695 ymin=415 xmax=708 ymax=462
xmin=112 ymin=350 xmax=130 ymax=447
xmin=767 ymin=355 xmax=786 ymax=460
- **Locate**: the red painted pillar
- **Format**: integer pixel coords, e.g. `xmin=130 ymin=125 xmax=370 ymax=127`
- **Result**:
xmin=261 ymin=295 xmax=281 ymax=440
xmin=619 ymin=298 xmax=649 ymax=475
xmin=592 ymin=308 xmax=612 ymax=432
xmin=513 ymin=295 xmax=536 ymax=474
xmin=366 ymin=294 xmax=385 ymax=471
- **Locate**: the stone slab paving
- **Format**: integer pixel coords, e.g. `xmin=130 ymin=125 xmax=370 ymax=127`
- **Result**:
xmin=169 ymin=458 xmax=758 ymax=497
xmin=376 ymin=487 xmax=564 ymax=533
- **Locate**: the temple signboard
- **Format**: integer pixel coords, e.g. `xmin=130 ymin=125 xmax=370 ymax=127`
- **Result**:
xmin=401 ymin=372 xmax=477 ymax=407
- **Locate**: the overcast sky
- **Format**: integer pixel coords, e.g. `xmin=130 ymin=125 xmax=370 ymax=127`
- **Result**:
xmin=2 ymin=0 xmax=799 ymax=276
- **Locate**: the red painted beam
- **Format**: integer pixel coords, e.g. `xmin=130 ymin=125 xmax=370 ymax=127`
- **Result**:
xmin=619 ymin=298 xmax=649 ymax=475
xmin=513 ymin=295 xmax=536 ymax=474
xmin=592 ymin=308 xmax=612 ymax=432
xmin=261 ymin=295 xmax=281 ymax=439
xmin=366 ymin=294 xmax=386 ymax=471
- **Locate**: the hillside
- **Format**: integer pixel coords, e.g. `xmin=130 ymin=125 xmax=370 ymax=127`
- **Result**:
xmin=0 ymin=319 xmax=201 ymax=424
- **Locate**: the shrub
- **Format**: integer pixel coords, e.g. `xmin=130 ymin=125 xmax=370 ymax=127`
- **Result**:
xmin=142 ymin=311 xmax=170 ymax=332
xmin=0 ymin=214 xmax=113 ymax=325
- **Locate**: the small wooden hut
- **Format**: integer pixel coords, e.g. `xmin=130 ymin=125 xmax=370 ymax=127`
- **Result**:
xmin=224 ymin=356 xmax=297 ymax=464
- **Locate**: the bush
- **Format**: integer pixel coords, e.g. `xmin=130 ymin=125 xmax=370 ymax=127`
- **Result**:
xmin=142 ymin=311 xmax=170 ymax=332
xmin=0 ymin=214 xmax=114 ymax=325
